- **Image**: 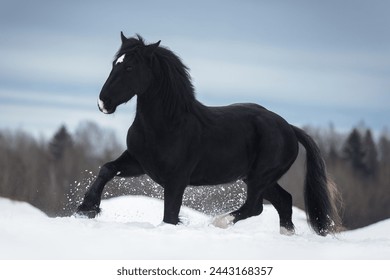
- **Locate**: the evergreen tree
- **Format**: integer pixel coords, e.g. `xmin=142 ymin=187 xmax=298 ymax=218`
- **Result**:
xmin=379 ymin=133 xmax=390 ymax=166
xmin=343 ymin=128 xmax=365 ymax=172
xmin=362 ymin=129 xmax=378 ymax=177
xmin=49 ymin=125 xmax=73 ymax=160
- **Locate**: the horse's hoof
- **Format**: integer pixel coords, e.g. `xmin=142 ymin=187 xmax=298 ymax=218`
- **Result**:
xmin=280 ymin=226 xmax=295 ymax=236
xmin=75 ymin=205 xmax=100 ymax=219
xmin=212 ymin=214 xmax=235 ymax=229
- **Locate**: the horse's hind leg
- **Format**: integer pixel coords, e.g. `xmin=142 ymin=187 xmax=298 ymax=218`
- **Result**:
xmin=231 ymin=179 xmax=264 ymax=219
xmin=76 ymin=151 xmax=144 ymax=218
xmin=212 ymin=179 xmax=266 ymax=228
xmin=212 ymin=168 xmax=294 ymax=230
xmin=263 ymin=183 xmax=295 ymax=235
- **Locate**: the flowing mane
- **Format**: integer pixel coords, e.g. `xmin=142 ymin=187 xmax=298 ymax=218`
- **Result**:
xmin=153 ymin=44 xmax=197 ymax=119
xmin=116 ymin=34 xmax=208 ymax=122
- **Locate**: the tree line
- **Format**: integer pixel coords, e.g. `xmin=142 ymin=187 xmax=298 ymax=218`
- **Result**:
xmin=0 ymin=122 xmax=122 ymax=216
xmin=0 ymin=121 xmax=389 ymax=230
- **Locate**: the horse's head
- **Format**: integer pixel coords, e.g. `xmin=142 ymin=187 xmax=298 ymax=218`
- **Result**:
xmin=98 ymin=32 xmax=160 ymax=114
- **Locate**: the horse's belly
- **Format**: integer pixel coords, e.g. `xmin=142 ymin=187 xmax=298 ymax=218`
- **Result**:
xmin=189 ymin=120 xmax=258 ymax=185
xmin=189 ymin=149 xmax=250 ymax=185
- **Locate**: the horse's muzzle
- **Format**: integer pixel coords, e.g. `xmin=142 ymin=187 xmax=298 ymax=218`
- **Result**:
xmin=97 ymin=98 xmax=115 ymax=114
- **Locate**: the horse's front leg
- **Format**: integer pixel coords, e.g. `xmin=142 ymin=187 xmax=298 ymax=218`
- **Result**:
xmin=162 ymin=183 xmax=187 ymax=225
xmin=76 ymin=150 xmax=144 ymax=218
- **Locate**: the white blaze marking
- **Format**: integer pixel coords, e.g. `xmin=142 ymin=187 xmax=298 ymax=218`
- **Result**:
xmin=115 ymin=54 xmax=126 ymax=65
xmin=98 ymin=98 xmax=108 ymax=114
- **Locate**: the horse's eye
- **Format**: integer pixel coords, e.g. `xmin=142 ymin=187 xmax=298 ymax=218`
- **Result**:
xmin=126 ymin=66 xmax=133 ymax=72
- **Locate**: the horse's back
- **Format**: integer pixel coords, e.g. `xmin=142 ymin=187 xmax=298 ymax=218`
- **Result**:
xmin=204 ymin=102 xmax=294 ymax=138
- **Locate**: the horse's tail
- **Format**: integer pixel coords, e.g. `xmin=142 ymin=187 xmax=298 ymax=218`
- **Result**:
xmin=292 ymin=125 xmax=342 ymax=236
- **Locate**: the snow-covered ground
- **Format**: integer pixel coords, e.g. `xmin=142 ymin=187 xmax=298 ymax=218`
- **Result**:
xmin=0 ymin=196 xmax=389 ymax=259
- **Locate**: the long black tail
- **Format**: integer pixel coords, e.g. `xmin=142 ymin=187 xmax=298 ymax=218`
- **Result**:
xmin=292 ymin=126 xmax=342 ymax=236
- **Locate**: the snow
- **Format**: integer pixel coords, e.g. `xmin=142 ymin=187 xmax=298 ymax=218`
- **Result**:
xmin=0 ymin=196 xmax=389 ymax=259
xmin=212 ymin=213 xmax=235 ymax=229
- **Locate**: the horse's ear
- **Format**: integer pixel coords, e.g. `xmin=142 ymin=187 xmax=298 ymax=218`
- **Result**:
xmin=144 ymin=40 xmax=161 ymax=56
xmin=120 ymin=31 xmax=127 ymax=43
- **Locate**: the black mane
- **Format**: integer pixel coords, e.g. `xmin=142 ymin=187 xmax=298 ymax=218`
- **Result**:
xmin=119 ymin=35 xmax=205 ymax=121
xmin=153 ymin=44 xmax=198 ymax=119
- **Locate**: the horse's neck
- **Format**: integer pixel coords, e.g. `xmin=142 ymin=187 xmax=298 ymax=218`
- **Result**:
xmin=135 ymin=91 xmax=187 ymax=130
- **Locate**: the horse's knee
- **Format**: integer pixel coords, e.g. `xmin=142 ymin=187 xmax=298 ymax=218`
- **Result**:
xmin=98 ymin=162 xmax=118 ymax=181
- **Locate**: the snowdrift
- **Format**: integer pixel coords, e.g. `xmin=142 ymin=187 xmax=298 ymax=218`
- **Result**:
xmin=0 ymin=196 xmax=389 ymax=259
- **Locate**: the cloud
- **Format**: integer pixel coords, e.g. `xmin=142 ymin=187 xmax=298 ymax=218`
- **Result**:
xmin=174 ymin=38 xmax=390 ymax=110
xmin=0 ymin=88 xmax=91 ymax=108
xmin=0 ymin=34 xmax=113 ymax=87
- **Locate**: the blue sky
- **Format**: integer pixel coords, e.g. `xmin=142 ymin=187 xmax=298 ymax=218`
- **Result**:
xmin=0 ymin=0 xmax=389 ymax=142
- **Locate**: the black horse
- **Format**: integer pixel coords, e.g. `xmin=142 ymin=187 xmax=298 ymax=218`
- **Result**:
xmin=76 ymin=33 xmax=341 ymax=236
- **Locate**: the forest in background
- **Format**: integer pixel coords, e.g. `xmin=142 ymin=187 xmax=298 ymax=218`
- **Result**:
xmin=0 ymin=121 xmax=389 ymax=230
